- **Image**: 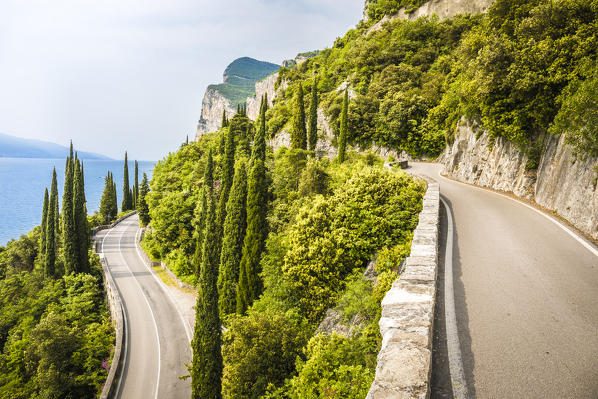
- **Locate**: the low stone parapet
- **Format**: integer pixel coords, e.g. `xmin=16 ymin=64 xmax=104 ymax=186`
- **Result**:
xmin=367 ymin=180 xmax=440 ymax=398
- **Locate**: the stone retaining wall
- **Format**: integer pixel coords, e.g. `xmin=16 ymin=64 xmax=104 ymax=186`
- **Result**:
xmin=367 ymin=179 xmax=440 ymax=398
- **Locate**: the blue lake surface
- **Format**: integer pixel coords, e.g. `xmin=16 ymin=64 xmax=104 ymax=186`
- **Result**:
xmin=0 ymin=158 xmax=155 ymax=245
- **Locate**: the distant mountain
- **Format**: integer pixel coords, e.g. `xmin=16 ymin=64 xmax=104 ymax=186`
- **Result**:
xmin=0 ymin=133 xmax=111 ymax=159
xmin=209 ymin=57 xmax=280 ymax=107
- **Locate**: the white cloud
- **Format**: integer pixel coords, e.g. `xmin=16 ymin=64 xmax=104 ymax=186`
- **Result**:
xmin=0 ymin=0 xmax=364 ymax=159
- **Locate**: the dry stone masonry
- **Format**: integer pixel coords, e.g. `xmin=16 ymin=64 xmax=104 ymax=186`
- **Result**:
xmin=367 ymin=179 xmax=440 ymax=398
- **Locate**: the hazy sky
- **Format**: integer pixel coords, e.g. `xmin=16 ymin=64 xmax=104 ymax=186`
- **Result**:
xmin=0 ymin=0 xmax=364 ymax=160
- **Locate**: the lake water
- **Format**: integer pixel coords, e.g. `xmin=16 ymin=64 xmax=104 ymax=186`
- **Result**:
xmin=0 ymin=158 xmax=155 ymax=245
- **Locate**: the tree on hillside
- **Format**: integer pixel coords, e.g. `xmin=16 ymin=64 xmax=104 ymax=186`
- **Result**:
xmin=50 ymin=168 xmax=59 ymax=243
xmin=62 ymin=153 xmax=76 ymax=274
xmin=191 ymin=178 xmax=223 ymax=399
xmin=338 ymin=89 xmax=349 ymax=163
xmin=308 ymin=77 xmax=319 ymax=151
xmin=217 ymin=123 xmax=236 ymax=231
xmin=236 ymin=100 xmax=269 ymax=313
xmin=217 ymin=158 xmax=247 ymax=316
xmin=222 ymin=110 xmax=229 ymax=128
xmin=99 ymin=172 xmax=118 ymax=224
xmin=40 ymin=188 xmax=49 ymax=259
xmin=73 ymin=160 xmax=89 ymax=273
xmin=292 ymin=84 xmax=307 ymax=149
xmin=192 ymin=150 xmax=214 ymax=277
xmin=133 ymin=160 xmax=139 ymax=208
xmin=45 ymin=179 xmax=58 ymax=278
xmin=137 ymin=173 xmax=151 ymax=226
xmin=122 ymin=152 xmax=133 ymax=211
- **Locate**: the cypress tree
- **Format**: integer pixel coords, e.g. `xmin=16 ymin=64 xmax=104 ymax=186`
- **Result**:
xmin=222 ymin=110 xmax=228 ymax=128
xmin=237 ymin=123 xmax=251 ymax=158
xmin=219 ymin=129 xmax=226 ymax=155
xmin=40 ymin=188 xmax=49 ymax=258
xmin=45 ymin=187 xmax=57 ymax=278
xmin=133 ymin=160 xmax=139 ymax=208
xmin=252 ymin=96 xmax=267 ymax=163
xmin=62 ymin=155 xmax=77 ymax=274
xmin=217 ymin=123 xmax=236 ymax=229
xmin=191 ymin=180 xmax=223 ymax=399
xmin=338 ymin=89 xmax=349 ymax=163
xmin=291 ymin=84 xmax=307 ymax=150
xmin=308 ymin=78 xmax=319 ymax=151
xmin=236 ymin=103 xmax=269 ymax=313
xmin=112 ymin=175 xmax=118 ymax=216
xmin=100 ymin=172 xmax=113 ymax=224
xmin=217 ymin=158 xmax=247 ymax=316
xmin=192 ymin=151 xmax=214 ymax=277
xmin=50 ymin=168 xmax=59 ymax=242
xmin=73 ymin=160 xmax=89 ymax=273
xmin=137 ymin=173 xmax=150 ymax=226
xmin=122 ymin=152 xmax=132 ymax=211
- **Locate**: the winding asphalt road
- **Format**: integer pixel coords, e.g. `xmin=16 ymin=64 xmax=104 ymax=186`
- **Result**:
xmin=96 ymin=215 xmax=191 ymax=399
xmin=410 ymin=163 xmax=598 ymax=398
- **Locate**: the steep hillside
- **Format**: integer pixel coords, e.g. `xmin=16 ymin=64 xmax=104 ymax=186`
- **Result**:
xmin=195 ymin=57 xmax=279 ymax=137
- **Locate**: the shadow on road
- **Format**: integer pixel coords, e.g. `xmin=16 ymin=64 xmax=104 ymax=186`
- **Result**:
xmin=431 ymin=199 xmax=476 ymax=398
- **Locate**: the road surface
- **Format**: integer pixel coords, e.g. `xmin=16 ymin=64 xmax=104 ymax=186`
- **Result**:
xmin=96 ymin=215 xmax=192 ymax=399
xmin=410 ymin=163 xmax=598 ymax=398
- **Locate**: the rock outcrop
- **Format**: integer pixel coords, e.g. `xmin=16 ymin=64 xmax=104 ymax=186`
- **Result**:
xmin=195 ymin=88 xmax=237 ymax=139
xmin=442 ymin=120 xmax=598 ymax=240
xmin=246 ymin=72 xmax=284 ymax=121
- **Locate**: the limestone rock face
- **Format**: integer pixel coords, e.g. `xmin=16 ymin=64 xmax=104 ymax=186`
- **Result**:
xmin=195 ymin=88 xmax=236 ymax=140
xmin=247 ymin=72 xmax=285 ymax=121
xmin=442 ymin=120 xmax=598 ymax=240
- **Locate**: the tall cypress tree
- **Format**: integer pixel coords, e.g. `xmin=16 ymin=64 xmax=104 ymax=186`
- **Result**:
xmin=217 ymin=123 xmax=236 ymax=230
xmin=308 ymin=78 xmax=319 ymax=151
xmin=192 ymin=151 xmax=214 ymax=277
xmin=191 ymin=179 xmax=223 ymax=399
xmin=73 ymin=160 xmax=89 ymax=273
xmin=133 ymin=160 xmax=139 ymax=208
xmin=62 ymin=154 xmax=77 ymax=274
xmin=112 ymin=174 xmax=118 ymax=216
xmin=217 ymin=158 xmax=247 ymax=316
xmin=122 ymin=152 xmax=132 ymax=211
xmin=40 ymin=188 xmax=49 ymax=259
xmin=221 ymin=110 xmax=228 ymax=128
xmin=137 ymin=173 xmax=150 ymax=226
xmin=100 ymin=172 xmax=117 ymax=224
xmin=291 ymin=84 xmax=307 ymax=150
xmin=50 ymin=167 xmax=59 ymax=243
xmin=45 ymin=187 xmax=57 ymax=278
xmin=236 ymin=101 xmax=269 ymax=313
xmin=338 ymin=89 xmax=349 ymax=163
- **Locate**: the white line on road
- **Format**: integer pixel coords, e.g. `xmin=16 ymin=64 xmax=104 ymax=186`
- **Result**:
xmin=435 ymin=170 xmax=598 ymax=258
xmin=133 ymin=226 xmax=193 ymax=343
xmin=441 ymin=196 xmax=469 ymax=399
xmin=115 ymin=221 xmax=162 ymax=399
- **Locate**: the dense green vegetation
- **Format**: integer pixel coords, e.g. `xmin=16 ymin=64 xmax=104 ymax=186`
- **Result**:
xmin=210 ymin=57 xmax=280 ymax=106
xmin=0 ymin=150 xmax=114 ymax=398
xmin=144 ymin=98 xmax=424 ymax=396
xmin=265 ymin=0 xmax=597 ymax=161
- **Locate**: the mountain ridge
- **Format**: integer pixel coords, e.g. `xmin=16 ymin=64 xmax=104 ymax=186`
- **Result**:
xmin=0 ymin=133 xmax=111 ymax=160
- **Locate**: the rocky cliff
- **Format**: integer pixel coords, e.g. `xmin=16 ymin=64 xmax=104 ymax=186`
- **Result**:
xmin=196 ymin=88 xmax=237 ymax=139
xmin=442 ymin=120 xmax=598 ymax=240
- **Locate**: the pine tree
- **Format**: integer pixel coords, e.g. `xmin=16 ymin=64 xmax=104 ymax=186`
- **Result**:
xmin=122 ymin=152 xmax=132 ymax=211
xmin=236 ymin=103 xmax=269 ymax=313
xmin=137 ymin=173 xmax=150 ymax=226
xmin=217 ymin=158 xmax=247 ymax=316
xmin=291 ymin=84 xmax=307 ymax=150
xmin=45 ymin=187 xmax=57 ymax=278
xmin=62 ymin=154 xmax=77 ymax=274
xmin=338 ymin=89 xmax=349 ymax=163
xmin=308 ymin=77 xmax=319 ymax=151
xmin=73 ymin=160 xmax=89 ymax=273
xmin=191 ymin=180 xmax=223 ymax=399
xmin=50 ymin=168 xmax=59 ymax=243
xmin=40 ymin=188 xmax=49 ymax=258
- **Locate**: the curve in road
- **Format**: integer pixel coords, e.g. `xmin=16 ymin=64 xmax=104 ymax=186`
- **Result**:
xmin=410 ymin=163 xmax=598 ymax=398
xmin=97 ymin=215 xmax=191 ymax=399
